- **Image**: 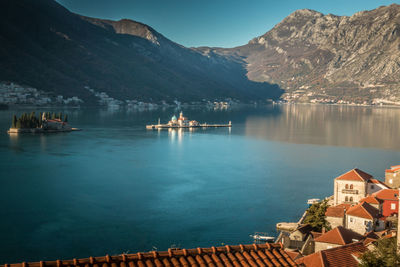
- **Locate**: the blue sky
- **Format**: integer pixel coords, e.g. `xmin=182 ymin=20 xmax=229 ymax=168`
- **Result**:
xmin=57 ymin=0 xmax=399 ymax=48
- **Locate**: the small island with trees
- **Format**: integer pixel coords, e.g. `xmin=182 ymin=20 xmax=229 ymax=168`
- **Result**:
xmin=7 ymin=112 xmax=80 ymax=133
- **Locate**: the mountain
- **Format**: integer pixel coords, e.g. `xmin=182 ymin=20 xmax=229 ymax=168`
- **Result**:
xmin=0 ymin=0 xmax=282 ymax=103
xmin=201 ymin=4 xmax=400 ymax=104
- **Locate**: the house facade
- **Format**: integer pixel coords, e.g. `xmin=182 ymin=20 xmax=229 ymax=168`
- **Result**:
xmin=345 ymin=202 xmax=383 ymax=234
xmin=333 ymin=169 xmax=373 ymax=205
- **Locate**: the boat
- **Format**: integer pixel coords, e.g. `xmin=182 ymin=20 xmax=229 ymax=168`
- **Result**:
xmin=307 ymin=198 xmax=320 ymax=205
xmin=250 ymin=232 xmax=275 ymax=243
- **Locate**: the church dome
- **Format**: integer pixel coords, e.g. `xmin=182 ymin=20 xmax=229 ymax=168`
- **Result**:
xmin=171 ymin=115 xmax=177 ymax=121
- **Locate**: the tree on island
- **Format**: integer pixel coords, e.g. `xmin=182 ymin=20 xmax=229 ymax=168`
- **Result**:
xmin=38 ymin=112 xmax=42 ymax=127
xmin=16 ymin=119 xmax=22 ymax=129
xmin=63 ymin=114 xmax=68 ymax=122
xmin=359 ymin=237 xmax=400 ymax=267
xmin=303 ymin=199 xmax=331 ymax=232
xmin=11 ymin=115 xmax=17 ymax=128
xmin=11 ymin=112 xmax=69 ymax=129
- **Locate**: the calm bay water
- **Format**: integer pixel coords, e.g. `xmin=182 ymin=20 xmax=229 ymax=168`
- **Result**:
xmin=1 ymin=104 xmax=400 ymax=263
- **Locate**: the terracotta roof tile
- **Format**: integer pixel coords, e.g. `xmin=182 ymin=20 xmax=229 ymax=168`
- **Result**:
xmin=373 ymin=189 xmax=399 ymax=201
xmin=296 ymin=242 xmax=367 ymax=267
xmin=285 ymin=250 xmax=302 ymax=261
xmin=310 ymin=232 xmax=323 ymax=239
xmin=359 ymin=196 xmax=382 ymax=205
xmin=346 ymin=202 xmax=379 ymax=220
xmin=363 ymin=238 xmax=377 ymax=246
xmin=6 ymin=244 xmax=297 ymax=267
xmin=385 ymin=165 xmax=400 ymax=173
xmin=325 ymin=204 xmax=351 ymax=218
xmin=335 ymin=169 xmax=373 ymax=182
xmin=314 ymin=226 xmax=364 ymax=246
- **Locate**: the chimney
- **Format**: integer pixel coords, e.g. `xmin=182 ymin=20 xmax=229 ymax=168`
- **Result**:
xmin=322 ymin=227 xmax=326 ymax=234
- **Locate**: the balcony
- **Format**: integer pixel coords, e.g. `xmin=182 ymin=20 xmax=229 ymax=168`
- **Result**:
xmin=341 ymin=189 xmax=359 ymax=194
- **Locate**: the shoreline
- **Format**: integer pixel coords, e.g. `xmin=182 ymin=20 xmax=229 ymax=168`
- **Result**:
xmin=7 ymin=127 xmax=81 ymax=134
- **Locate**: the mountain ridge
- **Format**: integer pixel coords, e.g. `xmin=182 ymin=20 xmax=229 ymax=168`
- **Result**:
xmin=0 ymin=0 xmax=282 ymax=104
xmin=221 ymin=3 xmax=400 ymax=104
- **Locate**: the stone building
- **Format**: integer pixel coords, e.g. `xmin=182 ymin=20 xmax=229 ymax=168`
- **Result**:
xmin=333 ymin=168 xmax=373 ymax=206
xmin=385 ymin=165 xmax=400 ymax=188
xmin=345 ymin=202 xmax=383 ymax=234
xmin=325 ymin=203 xmax=351 ymax=229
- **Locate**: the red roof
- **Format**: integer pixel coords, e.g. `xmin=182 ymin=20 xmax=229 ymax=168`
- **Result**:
xmin=373 ymin=189 xmax=399 ymax=201
xmin=335 ymin=169 xmax=373 ymax=182
xmin=359 ymin=196 xmax=382 ymax=205
xmin=285 ymin=250 xmax=303 ymax=261
xmin=385 ymin=165 xmax=400 ymax=173
xmin=325 ymin=204 xmax=351 ymax=218
xmin=346 ymin=202 xmax=379 ymax=220
xmin=314 ymin=226 xmax=364 ymax=246
xmin=296 ymin=242 xmax=367 ymax=267
xmin=6 ymin=243 xmax=297 ymax=267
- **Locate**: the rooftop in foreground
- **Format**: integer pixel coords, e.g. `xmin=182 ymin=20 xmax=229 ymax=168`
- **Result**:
xmin=6 ymin=243 xmax=297 ymax=267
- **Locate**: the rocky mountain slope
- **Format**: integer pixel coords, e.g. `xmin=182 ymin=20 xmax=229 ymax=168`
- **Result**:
xmin=201 ymin=4 xmax=400 ymax=104
xmin=0 ymin=0 xmax=282 ymax=103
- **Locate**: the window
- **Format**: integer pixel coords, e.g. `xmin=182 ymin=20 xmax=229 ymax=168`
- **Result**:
xmin=345 ymin=196 xmax=349 ymax=202
xmin=364 ymin=221 xmax=369 ymax=226
xmin=350 ymin=217 xmax=353 ymax=222
xmin=391 ymin=203 xmax=396 ymax=210
xmin=350 ymin=197 xmax=353 ymax=202
xmin=350 ymin=184 xmax=353 ymax=189
xmin=345 ymin=184 xmax=349 ymax=189
xmin=370 ymin=185 xmax=374 ymax=189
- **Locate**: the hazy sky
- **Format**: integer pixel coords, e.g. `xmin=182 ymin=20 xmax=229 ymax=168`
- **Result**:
xmin=56 ymin=0 xmax=399 ymax=48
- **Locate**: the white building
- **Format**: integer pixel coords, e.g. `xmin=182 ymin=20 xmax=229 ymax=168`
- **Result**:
xmin=333 ymin=169 xmax=373 ymax=205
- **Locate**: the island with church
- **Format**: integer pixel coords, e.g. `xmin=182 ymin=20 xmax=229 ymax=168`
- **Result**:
xmin=146 ymin=111 xmax=232 ymax=130
xmin=7 ymin=112 xmax=80 ymax=133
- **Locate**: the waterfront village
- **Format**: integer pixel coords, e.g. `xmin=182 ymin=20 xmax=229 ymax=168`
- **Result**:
xmin=8 ymin=165 xmax=400 ymax=267
xmin=272 ymin=165 xmax=400 ymax=266
xmin=0 ymin=81 xmax=234 ymax=109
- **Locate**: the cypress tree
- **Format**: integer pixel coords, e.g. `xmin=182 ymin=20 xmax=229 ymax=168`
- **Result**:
xmin=16 ymin=119 xmax=22 ymax=129
xmin=11 ymin=115 xmax=17 ymax=128
xmin=38 ymin=112 xmax=42 ymax=127
xmin=63 ymin=114 xmax=68 ymax=122
xmin=51 ymin=113 xmax=56 ymax=120
xmin=30 ymin=112 xmax=35 ymax=128
xmin=58 ymin=112 xmax=62 ymax=120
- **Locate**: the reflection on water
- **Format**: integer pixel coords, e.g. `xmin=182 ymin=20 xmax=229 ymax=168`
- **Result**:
xmin=1 ymin=104 xmax=400 ymax=264
xmin=246 ymin=104 xmax=400 ymax=150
